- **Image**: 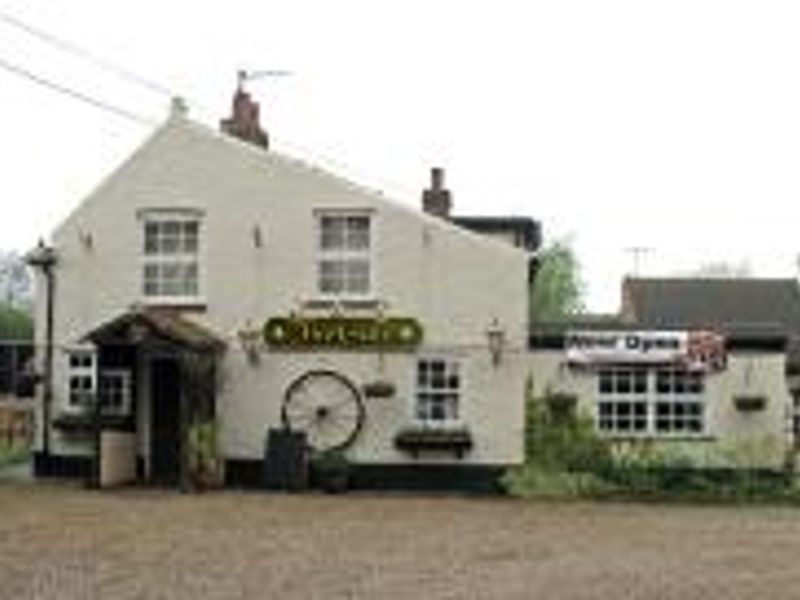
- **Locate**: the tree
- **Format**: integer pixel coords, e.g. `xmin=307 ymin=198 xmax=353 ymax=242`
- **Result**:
xmin=0 ymin=304 xmax=32 ymax=340
xmin=530 ymin=239 xmax=584 ymax=323
xmin=0 ymin=251 xmax=32 ymax=311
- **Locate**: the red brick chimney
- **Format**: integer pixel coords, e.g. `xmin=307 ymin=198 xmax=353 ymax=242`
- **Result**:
xmin=422 ymin=167 xmax=452 ymax=218
xmin=220 ymin=75 xmax=269 ymax=150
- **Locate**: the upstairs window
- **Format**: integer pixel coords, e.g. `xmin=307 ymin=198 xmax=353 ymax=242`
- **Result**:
xmin=141 ymin=212 xmax=201 ymax=301
xmin=316 ymin=212 xmax=372 ymax=297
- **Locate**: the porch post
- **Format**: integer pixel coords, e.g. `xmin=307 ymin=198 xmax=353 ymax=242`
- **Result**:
xmin=89 ymin=390 xmax=101 ymax=489
xmin=178 ymin=352 xmax=191 ymax=493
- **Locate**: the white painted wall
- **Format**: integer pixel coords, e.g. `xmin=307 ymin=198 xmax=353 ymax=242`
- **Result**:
xmin=35 ymin=114 xmax=529 ymax=466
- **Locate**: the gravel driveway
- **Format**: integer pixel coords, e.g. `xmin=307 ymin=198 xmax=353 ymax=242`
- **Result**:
xmin=1 ymin=481 xmax=799 ymax=599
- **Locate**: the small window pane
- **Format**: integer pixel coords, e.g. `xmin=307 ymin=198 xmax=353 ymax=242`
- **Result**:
xmin=599 ymin=371 xmax=613 ymax=393
xmin=320 ymin=216 xmax=345 ymax=249
xmin=346 ymin=217 xmax=370 ymax=249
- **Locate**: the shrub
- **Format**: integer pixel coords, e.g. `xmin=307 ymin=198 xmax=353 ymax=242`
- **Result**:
xmin=187 ymin=419 xmax=223 ymax=490
xmin=310 ymin=450 xmax=350 ymax=493
xmin=505 ymin=377 xmax=797 ymax=503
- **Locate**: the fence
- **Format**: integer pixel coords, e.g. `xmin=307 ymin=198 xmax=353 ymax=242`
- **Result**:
xmin=0 ymin=343 xmax=34 ymax=398
xmin=0 ymin=403 xmax=32 ymax=448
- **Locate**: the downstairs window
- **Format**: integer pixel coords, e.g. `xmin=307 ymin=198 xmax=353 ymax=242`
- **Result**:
xmin=597 ymin=366 xmax=704 ymax=437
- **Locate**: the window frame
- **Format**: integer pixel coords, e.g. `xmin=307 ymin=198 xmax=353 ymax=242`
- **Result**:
xmin=139 ymin=209 xmax=204 ymax=305
xmin=65 ymin=349 xmax=133 ymax=416
xmin=65 ymin=347 xmax=97 ymax=412
xmin=97 ymin=369 xmax=133 ymax=416
xmin=595 ymin=365 xmax=706 ymax=438
xmin=314 ymin=209 xmax=375 ymax=300
xmin=413 ymin=357 xmax=464 ymax=427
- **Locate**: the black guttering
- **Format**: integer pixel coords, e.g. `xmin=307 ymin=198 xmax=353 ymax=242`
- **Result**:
xmin=451 ymin=216 xmax=542 ymax=252
xmin=25 ymin=242 xmax=57 ymax=461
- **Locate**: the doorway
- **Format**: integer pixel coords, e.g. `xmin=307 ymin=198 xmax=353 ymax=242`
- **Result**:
xmin=149 ymin=358 xmax=182 ymax=486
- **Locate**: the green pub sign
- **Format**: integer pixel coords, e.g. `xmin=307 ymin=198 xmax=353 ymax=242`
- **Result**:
xmin=264 ymin=316 xmax=424 ymax=349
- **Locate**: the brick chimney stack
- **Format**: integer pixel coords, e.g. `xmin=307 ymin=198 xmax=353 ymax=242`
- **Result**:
xmin=422 ymin=167 xmax=452 ymax=219
xmin=220 ymin=74 xmax=269 ymax=150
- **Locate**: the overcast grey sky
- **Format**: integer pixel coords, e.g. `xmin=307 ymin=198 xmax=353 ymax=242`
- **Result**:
xmin=0 ymin=1 xmax=798 ymax=310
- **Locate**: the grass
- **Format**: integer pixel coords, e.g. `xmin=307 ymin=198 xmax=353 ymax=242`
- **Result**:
xmin=0 ymin=442 xmax=30 ymax=468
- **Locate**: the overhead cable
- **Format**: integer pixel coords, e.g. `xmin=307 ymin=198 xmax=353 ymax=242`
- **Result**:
xmin=0 ymin=55 xmax=157 ymax=126
xmin=0 ymin=9 xmax=173 ymax=97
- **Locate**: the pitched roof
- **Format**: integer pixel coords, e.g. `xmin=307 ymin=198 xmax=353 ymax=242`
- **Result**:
xmin=622 ymin=277 xmax=800 ymax=337
xmin=84 ymin=308 xmax=226 ymax=352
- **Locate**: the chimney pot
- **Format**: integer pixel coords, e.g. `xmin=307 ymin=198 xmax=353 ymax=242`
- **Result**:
xmin=220 ymin=78 xmax=269 ymax=150
xmin=422 ymin=166 xmax=452 ymax=219
xmin=431 ymin=167 xmax=444 ymax=191
xmin=170 ymin=96 xmax=188 ymax=119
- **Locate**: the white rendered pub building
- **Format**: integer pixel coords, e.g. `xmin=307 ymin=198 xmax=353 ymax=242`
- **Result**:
xmin=26 ymin=87 xmax=539 ymax=490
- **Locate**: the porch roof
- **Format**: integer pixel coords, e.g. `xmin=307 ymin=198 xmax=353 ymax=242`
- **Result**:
xmin=83 ymin=307 xmax=227 ymax=353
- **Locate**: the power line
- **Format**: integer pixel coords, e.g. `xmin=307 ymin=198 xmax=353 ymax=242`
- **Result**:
xmin=0 ymin=10 xmax=421 ymax=203
xmin=0 ymin=8 xmax=173 ymax=97
xmin=0 ymin=55 xmax=157 ymax=126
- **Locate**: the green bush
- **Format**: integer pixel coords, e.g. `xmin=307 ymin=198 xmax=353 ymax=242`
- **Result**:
xmin=187 ymin=419 xmax=223 ymax=490
xmin=310 ymin=450 xmax=350 ymax=493
xmin=522 ymin=383 xmax=612 ymax=475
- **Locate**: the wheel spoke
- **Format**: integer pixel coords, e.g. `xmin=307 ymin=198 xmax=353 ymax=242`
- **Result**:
xmin=326 ymin=410 xmax=360 ymax=425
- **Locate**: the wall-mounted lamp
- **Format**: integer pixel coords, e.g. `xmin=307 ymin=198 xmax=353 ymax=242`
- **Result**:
xmin=238 ymin=322 xmax=263 ymax=365
xmin=486 ymin=318 xmax=506 ymax=367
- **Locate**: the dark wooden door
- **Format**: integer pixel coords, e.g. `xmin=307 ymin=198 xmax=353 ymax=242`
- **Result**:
xmin=150 ymin=358 xmax=181 ymax=486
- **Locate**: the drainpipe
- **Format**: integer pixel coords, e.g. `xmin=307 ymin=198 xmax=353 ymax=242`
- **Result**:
xmin=25 ymin=241 xmax=57 ymax=471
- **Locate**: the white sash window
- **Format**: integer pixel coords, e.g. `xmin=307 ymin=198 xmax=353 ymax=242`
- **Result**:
xmin=316 ymin=212 xmax=372 ymax=297
xmin=141 ymin=210 xmax=202 ymax=302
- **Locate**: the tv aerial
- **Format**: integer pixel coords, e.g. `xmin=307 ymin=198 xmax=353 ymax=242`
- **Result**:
xmin=237 ymin=69 xmax=292 ymax=89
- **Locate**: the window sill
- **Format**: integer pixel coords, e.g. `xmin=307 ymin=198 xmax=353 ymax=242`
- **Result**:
xmin=600 ymin=434 xmax=716 ymax=443
xmin=53 ymin=412 xmax=134 ymax=433
xmin=394 ymin=425 xmax=473 ymax=458
xmin=302 ymin=297 xmax=382 ymax=311
xmin=138 ymin=297 xmax=207 ymax=312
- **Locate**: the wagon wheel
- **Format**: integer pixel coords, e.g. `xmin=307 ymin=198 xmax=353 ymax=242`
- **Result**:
xmin=281 ymin=370 xmax=365 ymax=453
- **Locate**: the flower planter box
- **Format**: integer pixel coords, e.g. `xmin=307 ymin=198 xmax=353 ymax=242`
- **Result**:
xmin=394 ymin=427 xmax=473 ymax=458
xmin=52 ymin=412 xmax=134 ymax=433
xmin=733 ymin=395 xmax=767 ymax=412
xmin=362 ymin=380 xmax=396 ymax=399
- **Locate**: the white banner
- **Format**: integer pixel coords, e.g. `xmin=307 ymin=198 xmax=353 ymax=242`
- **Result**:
xmin=565 ymin=330 xmax=726 ymax=371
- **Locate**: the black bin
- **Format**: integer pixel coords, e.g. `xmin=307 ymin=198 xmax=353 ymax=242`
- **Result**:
xmin=264 ymin=428 xmax=308 ymax=491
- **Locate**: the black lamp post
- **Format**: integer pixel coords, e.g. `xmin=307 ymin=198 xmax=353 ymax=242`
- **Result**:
xmin=25 ymin=240 xmax=57 ymax=473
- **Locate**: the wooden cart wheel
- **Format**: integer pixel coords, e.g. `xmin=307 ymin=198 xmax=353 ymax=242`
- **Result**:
xmin=281 ymin=370 xmax=365 ymax=453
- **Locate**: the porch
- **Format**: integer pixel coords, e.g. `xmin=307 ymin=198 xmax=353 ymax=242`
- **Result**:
xmin=52 ymin=308 xmax=225 ymax=489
